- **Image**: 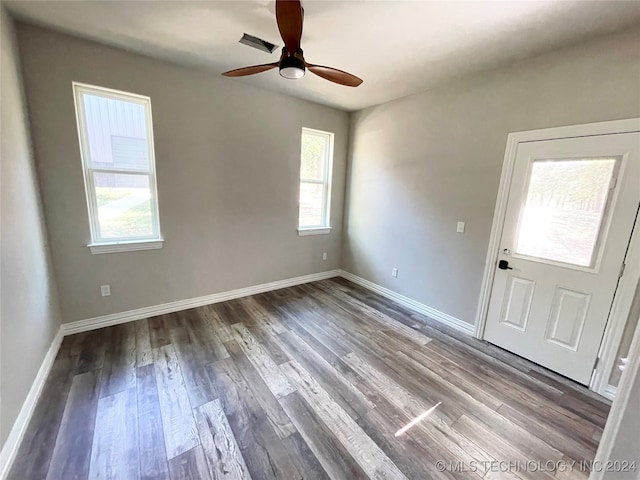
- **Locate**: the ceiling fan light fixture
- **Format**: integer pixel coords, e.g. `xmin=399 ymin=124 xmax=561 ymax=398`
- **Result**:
xmin=221 ymin=0 xmax=362 ymax=86
xmin=279 ymin=54 xmax=306 ymax=79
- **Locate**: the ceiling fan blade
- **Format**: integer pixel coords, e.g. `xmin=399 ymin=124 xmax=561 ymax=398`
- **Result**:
xmin=221 ymin=62 xmax=279 ymax=77
xmin=276 ymin=0 xmax=303 ymax=53
xmin=306 ymin=64 xmax=363 ymax=87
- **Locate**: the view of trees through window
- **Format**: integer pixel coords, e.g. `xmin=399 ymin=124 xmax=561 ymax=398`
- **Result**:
xmin=298 ymin=129 xmax=332 ymax=228
xmin=515 ymin=158 xmax=617 ymax=267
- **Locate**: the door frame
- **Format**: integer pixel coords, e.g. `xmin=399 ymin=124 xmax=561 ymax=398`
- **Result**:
xmin=474 ymin=118 xmax=640 ymax=397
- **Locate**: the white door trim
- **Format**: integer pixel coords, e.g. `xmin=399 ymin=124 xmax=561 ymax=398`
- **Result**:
xmin=590 ymin=306 xmax=640 ymax=480
xmin=474 ymin=118 xmax=640 ymax=397
xmin=591 ymin=202 xmax=640 ymax=397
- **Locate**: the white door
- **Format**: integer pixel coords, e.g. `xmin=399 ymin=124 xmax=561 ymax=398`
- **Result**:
xmin=484 ymin=132 xmax=640 ymax=385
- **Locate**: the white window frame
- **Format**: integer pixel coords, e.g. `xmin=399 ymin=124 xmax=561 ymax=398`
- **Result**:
xmin=298 ymin=128 xmax=334 ymax=236
xmin=72 ymin=82 xmax=163 ymax=254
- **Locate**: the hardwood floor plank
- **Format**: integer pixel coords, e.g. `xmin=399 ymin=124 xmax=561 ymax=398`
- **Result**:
xmin=452 ymin=414 xmax=556 ymax=480
xmin=168 ymin=446 xmax=212 ymax=480
xmin=354 ymin=393 xmax=478 ymax=480
xmin=342 ymin=352 xmax=492 ymax=471
xmin=148 ymin=314 xmax=176 ymax=349
xmin=88 ymin=388 xmax=139 ymax=480
xmin=395 ymin=344 xmax=503 ymax=410
xmin=393 ymin=350 xmax=564 ymax=463
xmin=283 ymin=324 xmax=362 ymax=386
xmin=246 ymin=323 xmax=291 ymax=365
xmin=554 ymin=456 xmax=591 ymax=480
xmin=275 ymin=330 xmax=375 ymax=420
xmin=484 ymin=472 xmax=524 ymax=480
xmin=281 ymin=432 xmax=330 ymax=480
xmin=255 ymin=292 xmax=354 ymax=359
xmin=8 ymin=356 xmax=76 ymax=480
xmin=237 ymin=296 xmax=288 ymax=335
xmin=153 ymin=345 xmax=200 ymax=459
xmin=340 ymin=281 xmax=566 ymax=398
xmin=310 ymin=280 xmax=433 ymax=346
xmin=229 ymin=323 xmax=295 ymax=399
xmin=280 ymin=359 xmax=409 ymax=480
xmin=424 ymin=339 xmax=564 ymax=415
xmin=212 ymin=302 xmax=243 ymax=328
xmin=194 ymin=399 xmax=252 ymax=480
xmin=73 ymin=329 xmax=108 ymax=374
xmin=322 ymin=322 xmax=463 ymax=425
xmin=169 ymin=326 xmax=219 ymax=408
xmin=555 ymin=391 xmax=609 ymax=429
xmin=178 ymin=308 xmax=229 ymax=362
xmin=137 ymin=365 xmax=170 ymax=480
xmin=278 ymin=392 xmax=369 ymax=480
xmin=497 ymin=403 xmax=598 ymax=462
xmin=101 ymin=322 xmax=136 ymax=397
xmin=203 ymin=304 xmax=235 ymax=343
xmin=46 ymin=369 xmax=100 ymax=480
xmin=208 ymin=358 xmax=302 ymax=480
xmin=225 ymin=340 xmax=296 ymax=438
xmin=135 ymin=319 xmax=153 ymax=367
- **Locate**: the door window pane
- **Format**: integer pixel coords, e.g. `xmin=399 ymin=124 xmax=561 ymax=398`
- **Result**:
xmin=515 ymin=158 xmax=617 ymax=267
xmin=93 ymin=173 xmax=153 ymax=239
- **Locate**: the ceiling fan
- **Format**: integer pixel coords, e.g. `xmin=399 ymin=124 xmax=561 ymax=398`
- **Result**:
xmin=222 ymin=0 xmax=363 ymax=87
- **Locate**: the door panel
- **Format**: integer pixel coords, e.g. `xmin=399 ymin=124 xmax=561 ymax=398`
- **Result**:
xmin=484 ymin=132 xmax=640 ymax=385
xmin=544 ymin=287 xmax=589 ymax=351
xmin=500 ymin=276 xmax=535 ymax=331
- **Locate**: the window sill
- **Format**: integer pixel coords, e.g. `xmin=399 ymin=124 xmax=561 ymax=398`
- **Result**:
xmin=88 ymin=239 xmax=164 ymax=254
xmin=298 ymin=227 xmax=332 ymax=236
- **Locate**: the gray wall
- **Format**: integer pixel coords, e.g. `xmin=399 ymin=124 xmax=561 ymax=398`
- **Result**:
xmin=0 ymin=10 xmax=62 ymax=446
xmin=16 ymin=24 xmax=349 ymax=324
xmin=343 ymin=27 xmax=640 ymax=326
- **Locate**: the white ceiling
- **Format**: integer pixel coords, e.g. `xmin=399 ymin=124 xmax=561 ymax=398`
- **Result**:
xmin=6 ymin=0 xmax=640 ymax=111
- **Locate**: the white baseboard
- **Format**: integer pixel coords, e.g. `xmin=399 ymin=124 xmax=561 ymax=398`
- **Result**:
xmin=0 ymin=327 xmax=63 ymax=479
xmin=62 ymin=269 xmax=342 ymax=335
xmin=338 ymin=270 xmax=475 ymax=336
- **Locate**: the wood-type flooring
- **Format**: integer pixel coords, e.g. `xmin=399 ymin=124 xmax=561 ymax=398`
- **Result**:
xmin=9 ymin=278 xmax=610 ymax=479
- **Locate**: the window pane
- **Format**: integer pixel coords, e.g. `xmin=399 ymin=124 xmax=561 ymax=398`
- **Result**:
xmin=515 ymin=158 xmax=616 ymax=267
xmin=93 ymin=172 xmax=154 ymax=239
xmin=83 ymin=94 xmax=149 ymax=170
xmin=300 ymin=132 xmax=326 ymax=181
xmin=299 ymin=182 xmax=324 ymax=227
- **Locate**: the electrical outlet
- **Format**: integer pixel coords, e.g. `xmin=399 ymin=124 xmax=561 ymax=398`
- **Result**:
xmin=391 ymin=268 xmax=398 ymax=278
xmin=100 ymin=285 xmax=111 ymax=297
xmin=322 ymin=252 xmax=328 ymax=260
xmin=457 ymin=221 xmax=465 ymax=233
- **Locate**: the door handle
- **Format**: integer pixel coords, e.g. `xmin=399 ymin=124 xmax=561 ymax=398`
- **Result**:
xmin=498 ymin=260 xmax=513 ymax=270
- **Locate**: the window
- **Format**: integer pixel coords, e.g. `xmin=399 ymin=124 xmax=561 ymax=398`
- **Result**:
xmin=515 ymin=157 xmax=618 ymax=268
xmin=73 ymin=83 xmax=162 ymax=253
xmin=298 ymin=128 xmax=334 ymax=235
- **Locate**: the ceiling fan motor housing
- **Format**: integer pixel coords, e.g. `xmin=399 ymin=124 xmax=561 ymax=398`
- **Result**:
xmin=279 ymin=48 xmax=306 ymax=79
